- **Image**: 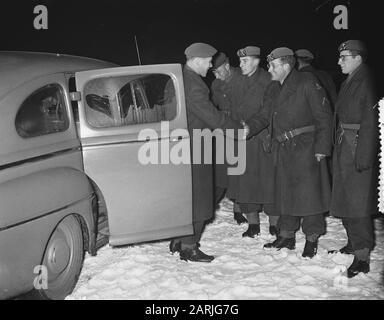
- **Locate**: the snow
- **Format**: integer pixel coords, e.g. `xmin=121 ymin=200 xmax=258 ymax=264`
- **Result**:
xmin=66 ymin=198 xmax=384 ymax=300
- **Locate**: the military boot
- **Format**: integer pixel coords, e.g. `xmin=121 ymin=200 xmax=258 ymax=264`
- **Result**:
xmin=179 ymin=247 xmax=214 ymax=263
xmin=264 ymin=236 xmax=295 ymax=250
xmin=242 ymin=224 xmax=260 ymax=238
xmin=347 ymin=257 xmax=370 ymax=278
xmin=302 ymin=240 xmax=318 ymax=258
xmin=269 ymin=225 xmax=279 ymax=236
xmin=169 ymin=239 xmax=181 ymax=254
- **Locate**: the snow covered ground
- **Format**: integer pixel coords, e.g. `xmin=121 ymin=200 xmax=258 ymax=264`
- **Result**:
xmin=67 ymin=198 xmax=384 ymax=300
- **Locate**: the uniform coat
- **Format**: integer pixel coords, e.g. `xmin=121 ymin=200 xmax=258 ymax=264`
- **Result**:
xmin=300 ymin=65 xmax=338 ymax=108
xmin=210 ymin=67 xmax=242 ymax=189
xmin=248 ymin=69 xmax=333 ymax=216
xmin=183 ymin=65 xmax=243 ymax=223
xmin=211 ymin=67 xmax=242 ymax=113
xmin=226 ymin=68 xmax=274 ymax=205
xmin=330 ymin=64 xmax=379 ymax=218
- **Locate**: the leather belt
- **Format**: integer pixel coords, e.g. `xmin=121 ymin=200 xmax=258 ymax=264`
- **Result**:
xmin=340 ymin=123 xmax=360 ymax=130
xmin=337 ymin=122 xmax=360 ymax=144
xmin=275 ymin=125 xmax=315 ymax=143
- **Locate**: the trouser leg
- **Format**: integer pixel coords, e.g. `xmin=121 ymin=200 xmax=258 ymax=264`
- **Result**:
xmin=268 ymin=215 xmax=279 ymax=227
xmin=263 ymin=204 xmax=279 ymax=227
xmin=178 ymin=220 xmax=205 ymax=248
xmin=233 ymin=202 xmax=241 ymax=214
xmin=239 ymin=203 xmax=262 ymax=224
xmin=245 ymin=212 xmax=260 ymax=224
xmin=278 ymin=215 xmax=299 ymax=238
xmin=343 ymin=217 xmax=374 ymax=261
xmin=302 ymin=213 xmax=326 ymax=241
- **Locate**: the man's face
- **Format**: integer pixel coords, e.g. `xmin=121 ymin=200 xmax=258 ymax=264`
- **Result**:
xmin=268 ymin=58 xmax=286 ymax=82
xmin=213 ymin=63 xmax=230 ymax=81
xmin=196 ymin=57 xmax=213 ymax=77
xmin=338 ymin=50 xmax=361 ymax=75
xmin=239 ymin=56 xmax=260 ymax=76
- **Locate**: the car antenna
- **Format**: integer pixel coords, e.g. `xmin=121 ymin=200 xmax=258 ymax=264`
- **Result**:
xmin=134 ymin=35 xmax=142 ymax=65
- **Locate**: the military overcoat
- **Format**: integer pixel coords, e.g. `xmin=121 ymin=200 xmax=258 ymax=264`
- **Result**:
xmin=248 ymin=69 xmax=333 ymax=216
xmin=330 ymin=64 xmax=379 ymax=218
xmin=183 ymin=65 xmax=243 ymax=222
xmin=226 ymin=68 xmax=274 ymax=205
xmin=210 ymin=67 xmax=242 ymax=189
xmin=300 ymin=65 xmax=338 ymax=109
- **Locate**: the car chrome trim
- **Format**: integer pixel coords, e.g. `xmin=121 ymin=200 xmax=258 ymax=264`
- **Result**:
xmin=0 ymin=147 xmax=81 ymax=171
xmin=0 ymin=193 xmax=95 ymax=232
xmin=83 ymin=136 xmax=189 ymax=148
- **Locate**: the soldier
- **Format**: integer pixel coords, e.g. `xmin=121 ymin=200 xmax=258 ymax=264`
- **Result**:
xmin=169 ymin=42 xmax=247 ymax=263
xmin=226 ymin=46 xmax=278 ymax=237
xmin=328 ymin=40 xmax=379 ymax=278
xmin=210 ymin=52 xmax=247 ymax=224
xmin=295 ymin=49 xmax=338 ymax=110
xmin=247 ymin=47 xmax=333 ymax=258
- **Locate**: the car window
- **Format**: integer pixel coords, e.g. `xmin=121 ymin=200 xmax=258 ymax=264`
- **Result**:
xmin=15 ymin=84 xmax=69 ymax=138
xmin=83 ymin=74 xmax=177 ymax=128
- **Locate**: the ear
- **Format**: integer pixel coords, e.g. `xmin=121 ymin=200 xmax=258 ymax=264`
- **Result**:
xmin=283 ymin=63 xmax=290 ymax=72
xmin=195 ymin=57 xmax=203 ymax=67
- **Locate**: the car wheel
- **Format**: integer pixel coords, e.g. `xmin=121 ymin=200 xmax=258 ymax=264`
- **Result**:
xmin=33 ymin=215 xmax=84 ymax=300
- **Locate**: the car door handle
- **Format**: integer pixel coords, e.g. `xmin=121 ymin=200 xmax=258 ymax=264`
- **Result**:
xmin=169 ymin=136 xmax=183 ymax=142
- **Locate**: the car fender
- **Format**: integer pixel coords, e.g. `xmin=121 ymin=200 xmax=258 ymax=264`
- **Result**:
xmin=0 ymin=167 xmax=95 ymax=299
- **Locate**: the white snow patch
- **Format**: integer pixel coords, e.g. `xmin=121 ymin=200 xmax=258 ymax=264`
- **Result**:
xmin=67 ymin=198 xmax=384 ymax=300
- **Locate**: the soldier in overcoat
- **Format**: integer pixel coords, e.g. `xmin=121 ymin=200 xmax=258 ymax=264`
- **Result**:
xmin=169 ymin=43 xmax=246 ymax=263
xmin=295 ymin=49 xmax=338 ymax=109
xmin=226 ymin=46 xmax=278 ymax=237
xmin=329 ymin=40 xmax=379 ymax=278
xmin=210 ymin=52 xmax=246 ymax=224
xmin=247 ymin=47 xmax=333 ymax=258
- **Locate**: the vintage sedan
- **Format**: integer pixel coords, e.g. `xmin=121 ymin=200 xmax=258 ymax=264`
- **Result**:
xmin=0 ymin=52 xmax=192 ymax=299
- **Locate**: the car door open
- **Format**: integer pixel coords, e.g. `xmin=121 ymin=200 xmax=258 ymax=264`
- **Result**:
xmin=75 ymin=64 xmax=193 ymax=246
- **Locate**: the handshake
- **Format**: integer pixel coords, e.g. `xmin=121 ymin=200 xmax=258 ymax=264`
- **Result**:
xmin=240 ymin=120 xmax=250 ymax=140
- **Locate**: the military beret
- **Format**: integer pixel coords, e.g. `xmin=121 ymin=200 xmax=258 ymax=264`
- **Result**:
xmin=212 ymin=52 xmax=229 ymax=70
xmin=267 ymin=47 xmax=294 ymax=62
xmin=184 ymin=42 xmax=217 ymax=59
xmin=338 ymin=40 xmax=367 ymax=53
xmin=295 ymin=49 xmax=314 ymax=59
xmin=237 ymin=46 xmax=261 ymax=57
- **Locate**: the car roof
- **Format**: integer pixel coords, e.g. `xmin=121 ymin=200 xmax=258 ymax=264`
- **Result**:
xmin=0 ymin=51 xmax=119 ymax=98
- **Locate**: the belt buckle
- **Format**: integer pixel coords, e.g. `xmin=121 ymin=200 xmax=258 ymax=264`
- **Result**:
xmin=283 ymin=130 xmax=294 ymax=141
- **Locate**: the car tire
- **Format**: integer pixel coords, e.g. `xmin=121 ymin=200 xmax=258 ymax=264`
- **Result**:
xmin=32 ymin=215 xmax=84 ymax=300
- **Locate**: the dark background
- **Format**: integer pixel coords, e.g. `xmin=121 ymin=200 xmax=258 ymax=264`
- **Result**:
xmin=1 ymin=0 xmax=383 ymax=95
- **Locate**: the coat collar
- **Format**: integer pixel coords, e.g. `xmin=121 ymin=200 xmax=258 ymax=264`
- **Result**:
xmin=276 ymin=68 xmax=299 ymax=105
xmin=248 ymin=67 xmax=264 ymax=82
xmin=183 ymin=64 xmax=207 ymax=87
xmin=337 ymin=63 xmax=370 ymax=106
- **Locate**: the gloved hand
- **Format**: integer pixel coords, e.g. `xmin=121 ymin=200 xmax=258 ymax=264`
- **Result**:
xmin=240 ymin=120 xmax=249 ymax=140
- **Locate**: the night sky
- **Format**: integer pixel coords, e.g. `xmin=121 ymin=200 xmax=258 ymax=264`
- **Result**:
xmin=2 ymin=0 xmax=383 ymax=94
